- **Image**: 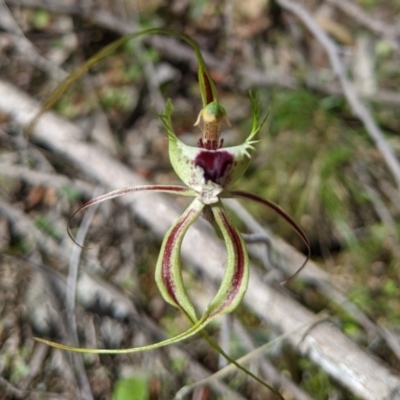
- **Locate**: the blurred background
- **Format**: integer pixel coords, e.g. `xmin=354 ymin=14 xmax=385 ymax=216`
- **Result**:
xmin=0 ymin=0 xmax=400 ymax=399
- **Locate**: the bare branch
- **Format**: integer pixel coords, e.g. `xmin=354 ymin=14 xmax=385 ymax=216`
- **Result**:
xmin=327 ymin=0 xmax=400 ymax=54
xmin=0 ymin=0 xmax=68 ymax=80
xmin=65 ymin=191 xmax=101 ymax=400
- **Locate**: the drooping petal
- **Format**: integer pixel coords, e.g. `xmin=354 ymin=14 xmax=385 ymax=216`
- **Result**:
xmin=155 ymin=197 xmax=204 ymax=322
xmin=68 ymin=185 xmax=195 ymax=244
xmin=227 ymin=190 xmax=310 ymax=281
xmin=204 ymin=201 xmax=249 ymax=317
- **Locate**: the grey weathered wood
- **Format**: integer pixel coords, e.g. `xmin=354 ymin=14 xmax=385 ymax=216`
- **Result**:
xmin=1 ymin=80 xmax=400 ymax=400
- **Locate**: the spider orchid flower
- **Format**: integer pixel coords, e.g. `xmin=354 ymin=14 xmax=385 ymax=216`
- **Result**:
xmin=33 ymin=29 xmax=309 ymax=360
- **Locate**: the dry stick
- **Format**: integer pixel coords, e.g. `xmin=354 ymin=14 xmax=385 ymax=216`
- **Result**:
xmin=231 ymin=319 xmax=314 ymax=400
xmin=220 ymin=0 xmax=236 ymax=71
xmin=327 ymin=0 xmax=400 ymax=54
xmin=379 ymin=180 xmax=400 ymax=216
xmin=0 ymin=377 xmax=26 ymax=400
xmin=353 ymin=162 xmax=399 ymax=242
xmin=0 ymin=202 xmax=84 ymax=397
xmin=276 ymin=0 xmax=400 ymax=192
xmin=120 ymin=0 xmax=165 ymax=111
xmin=218 ymin=313 xmax=232 ymax=369
xmin=0 ymin=197 xmax=68 ymax=264
xmin=0 ymin=0 xmax=68 ymax=81
xmin=18 ymin=343 xmax=49 ymax=391
xmin=66 ymin=189 xmax=101 ymax=314
xmin=1 ymin=81 xmax=400 ymax=399
xmin=0 ymin=163 xmax=95 ymax=197
xmin=66 ymin=190 xmax=101 ymax=400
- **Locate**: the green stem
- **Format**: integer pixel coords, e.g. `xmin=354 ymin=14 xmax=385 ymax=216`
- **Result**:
xmin=26 ymin=28 xmax=217 ymax=136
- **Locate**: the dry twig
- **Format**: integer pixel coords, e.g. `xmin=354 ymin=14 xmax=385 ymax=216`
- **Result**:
xmin=327 ymin=0 xmax=400 ymax=54
xmin=0 ymin=0 xmax=68 ymax=80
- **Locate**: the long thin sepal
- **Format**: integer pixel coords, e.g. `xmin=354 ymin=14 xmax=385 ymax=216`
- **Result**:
xmin=26 ymin=28 xmax=217 ymax=136
xmin=155 ymin=198 xmax=204 ymax=322
xmin=33 ymin=316 xmax=215 ymax=354
xmin=228 ymin=190 xmax=310 ymax=282
xmin=67 ymin=185 xmax=195 ymax=244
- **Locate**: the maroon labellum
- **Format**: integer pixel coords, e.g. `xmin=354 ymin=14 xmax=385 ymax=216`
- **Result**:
xmin=194 ymin=150 xmax=234 ymax=185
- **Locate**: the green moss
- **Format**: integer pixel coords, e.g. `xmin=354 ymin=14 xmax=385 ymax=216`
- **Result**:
xmin=300 ymin=358 xmax=360 ymax=399
xmin=113 ymin=377 xmax=149 ymax=400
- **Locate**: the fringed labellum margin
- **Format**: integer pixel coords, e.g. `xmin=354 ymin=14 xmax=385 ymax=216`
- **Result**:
xmin=32 ymin=28 xmax=309 ymax=398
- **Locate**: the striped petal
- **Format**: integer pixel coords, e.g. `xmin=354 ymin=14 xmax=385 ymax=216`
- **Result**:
xmin=204 ymin=201 xmax=249 ymax=317
xmin=155 ymin=197 xmax=204 ymax=322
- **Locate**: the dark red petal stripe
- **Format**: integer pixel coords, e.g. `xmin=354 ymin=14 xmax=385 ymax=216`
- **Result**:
xmin=162 ymin=209 xmax=196 ymax=304
xmin=211 ymin=208 xmax=246 ymax=317
xmin=202 ymin=70 xmax=213 ymax=105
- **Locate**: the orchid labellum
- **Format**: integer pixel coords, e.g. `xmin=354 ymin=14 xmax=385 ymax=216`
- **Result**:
xmin=33 ymin=29 xmax=309 ymax=395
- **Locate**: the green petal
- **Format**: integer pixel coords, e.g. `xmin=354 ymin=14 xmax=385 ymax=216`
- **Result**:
xmin=155 ymin=198 xmax=204 ymax=322
xmin=205 ymin=201 xmax=249 ymax=317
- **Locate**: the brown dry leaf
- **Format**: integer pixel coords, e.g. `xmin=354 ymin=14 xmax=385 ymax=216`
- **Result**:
xmin=233 ymin=0 xmax=271 ymax=38
xmin=24 ymin=186 xmax=57 ymax=210
xmin=0 ymin=216 xmax=10 ymax=253
xmin=234 ymin=0 xmax=268 ymax=20
xmin=315 ymin=15 xmax=354 ymax=46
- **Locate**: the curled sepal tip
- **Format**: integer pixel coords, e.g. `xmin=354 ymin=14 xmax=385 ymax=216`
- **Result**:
xmin=228 ymin=190 xmax=310 ymax=282
xmin=67 ymin=184 xmax=195 ymax=246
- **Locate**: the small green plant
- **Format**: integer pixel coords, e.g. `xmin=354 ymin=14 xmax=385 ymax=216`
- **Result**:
xmin=113 ymin=377 xmax=149 ymax=400
xmin=30 ymin=28 xmax=309 ymax=397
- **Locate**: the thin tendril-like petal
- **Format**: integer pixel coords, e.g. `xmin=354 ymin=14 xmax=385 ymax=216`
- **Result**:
xmin=67 ymin=185 xmax=195 ymax=246
xmin=33 ymin=315 xmax=212 ymax=354
xmin=227 ymin=190 xmax=310 ymax=282
xmin=155 ymin=198 xmax=204 ymax=322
